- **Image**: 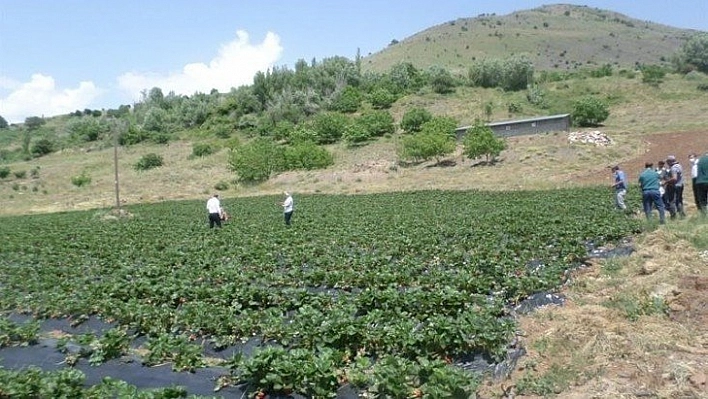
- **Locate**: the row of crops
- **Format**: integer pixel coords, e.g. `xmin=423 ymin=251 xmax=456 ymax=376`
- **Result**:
xmin=0 ymin=188 xmax=641 ymax=397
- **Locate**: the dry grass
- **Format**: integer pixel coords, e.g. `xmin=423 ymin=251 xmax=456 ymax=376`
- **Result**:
xmin=479 ymin=222 xmax=708 ymax=398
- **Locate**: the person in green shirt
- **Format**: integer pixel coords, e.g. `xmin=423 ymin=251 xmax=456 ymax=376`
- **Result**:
xmin=695 ymin=153 xmax=708 ymax=216
xmin=638 ymin=162 xmax=665 ymax=224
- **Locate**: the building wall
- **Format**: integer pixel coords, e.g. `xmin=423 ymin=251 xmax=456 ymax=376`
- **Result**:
xmin=455 ymin=114 xmax=571 ymax=140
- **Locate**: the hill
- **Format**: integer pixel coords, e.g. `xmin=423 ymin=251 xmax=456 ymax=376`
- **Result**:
xmin=364 ymin=4 xmax=698 ymax=74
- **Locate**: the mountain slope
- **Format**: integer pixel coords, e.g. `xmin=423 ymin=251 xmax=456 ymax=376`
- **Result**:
xmin=363 ymin=4 xmax=699 ymax=74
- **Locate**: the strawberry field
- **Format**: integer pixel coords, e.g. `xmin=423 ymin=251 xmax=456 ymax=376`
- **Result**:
xmin=0 ymin=188 xmax=641 ymax=397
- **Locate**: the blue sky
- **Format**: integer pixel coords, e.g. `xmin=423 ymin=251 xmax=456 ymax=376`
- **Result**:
xmin=1 ymin=0 xmax=706 ymax=124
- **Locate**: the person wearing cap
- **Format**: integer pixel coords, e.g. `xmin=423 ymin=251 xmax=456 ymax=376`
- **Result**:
xmin=695 ymin=152 xmax=708 ymax=216
xmin=206 ymin=194 xmax=222 ymax=228
xmin=610 ymin=165 xmax=627 ymax=211
xmin=664 ymin=155 xmax=686 ymax=219
xmin=281 ymin=191 xmax=294 ymax=226
xmin=638 ymin=162 xmax=665 ymax=224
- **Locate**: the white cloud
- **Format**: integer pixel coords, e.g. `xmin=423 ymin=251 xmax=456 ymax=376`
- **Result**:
xmin=117 ymin=30 xmax=283 ymax=101
xmin=0 ymin=74 xmax=102 ymax=124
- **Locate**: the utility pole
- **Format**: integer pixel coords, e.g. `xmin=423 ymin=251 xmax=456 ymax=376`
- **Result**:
xmin=113 ymin=118 xmax=122 ymax=211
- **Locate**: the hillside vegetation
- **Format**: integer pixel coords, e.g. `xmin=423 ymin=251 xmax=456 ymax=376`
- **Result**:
xmin=364 ymin=4 xmax=696 ymax=74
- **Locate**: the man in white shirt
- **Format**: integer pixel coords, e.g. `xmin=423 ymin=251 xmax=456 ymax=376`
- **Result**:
xmin=206 ymin=194 xmax=222 ymax=228
xmin=690 ymin=153 xmax=699 ymax=211
xmin=281 ymin=192 xmax=294 ymax=226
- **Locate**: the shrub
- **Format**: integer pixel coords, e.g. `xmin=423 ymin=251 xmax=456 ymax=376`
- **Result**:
xmin=357 ymin=110 xmax=395 ymax=138
xmin=640 ymin=65 xmax=666 ymax=86
xmin=134 ymin=153 xmax=164 ymax=171
xmin=228 ymin=137 xmax=284 ymax=183
xmin=368 ymin=88 xmax=397 ymax=109
xmin=119 ymin=125 xmax=149 ymax=145
xmin=697 ymin=83 xmax=708 ymax=91
xmin=71 ymin=172 xmax=92 ymax=187
xmin=283 ymin=141 xmax=334 ymax=170
xmin=310 ymin=112 xmax=349 ymax=144
xmin=571 ymin=96 xmax=610 ymax=127
xmin=13 ymin=170 xmax=27 ymax=179
xmin=30 ymin=167 xmax=40 ymax=179
xmin=400 ymin=108 xmax=433 ymax=134
xmin=399 ymin=131 xmax=455 ymax=164
xmin=462 ymin=122 xmax=507 ymax=163
xmin=330 ymin=86 xmax=362 ymax=113
xmin=30 ymin=139 xmax=54 ymax=157
xmin=342 ymin=122 xmax=371 ymax=145
xmin=192 ymin=143 xmax=215 ymax=158
xmin=214 ymin=181 xmax=229 ymax=191
xmin=0 ymin=166 xmax=10 ymax=179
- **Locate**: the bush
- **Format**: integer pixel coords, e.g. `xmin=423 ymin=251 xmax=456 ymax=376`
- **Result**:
xmin=214 ymin=181 xmax=229 ymax=191
xmin=640 ymin=65 xmax=666 ymax=86
xmin=697 ymin=83 xmax=708 ymax=91
xmin=330 ymin=86 xmax=362 ymax=113
xmin=283 ymin=141 xmax=334 ymax=170
xmin=400 ymin=108 xmax=433 ymax=134
xmin=192 ymin=143 xmax=215 ymax=158
xmin=462 ymin=122 xmax=507 ymax=163
xmin=134 ymin=153 xmax=164 ymax=171
xmin=30 ymin=139 xmax=54 ymax=157
xmin=399 ymin=131 xmax=455 ymax=163
xmin=357 ymin=110 xmax=395 ymax=138
xmin=0 ymin=166 xmax=10 ymax=179
xmin=571 ymin=96 xmax=610 ymax=127
xmin=368 ymin=88 xmax=397 ymax=109
xmin=119 ymin=125 xmax=149 ymax=145
xmin=342 ymin=122 xmax=371 ymax=145
xmin=310 ymin=112 xmax=349 ymax=144
xmin=13 ymin=170 xmax=27 ymax=179
xmin=228 ymin=137 xmax=284 ymax=183
xmin=71 ymin=172 xmax=92 ymax=187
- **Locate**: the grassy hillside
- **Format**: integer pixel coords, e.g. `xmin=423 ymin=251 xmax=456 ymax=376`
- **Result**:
xmin=1 ymin=71 xmax=708 ymax=216
xmin=364 ymin=4 xmax=699 ymax=74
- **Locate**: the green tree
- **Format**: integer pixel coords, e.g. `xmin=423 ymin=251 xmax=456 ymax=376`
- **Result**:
xmin=228 ymin=137 xmax=284 ymax=183
xmin=30 ymin=138 xmax=54 ymax=157
xmin=399 ymin=116 xmax=458 ymax=164
xmin=0 ymin=115 xmax=8 ymax=129
xmin=330 ymin=86 xmax=362 ymax=113
xmin=399 ymin=131 xmax=456 ymax=164
xmin=142 ymin=107 xmax=168 ymax=133
xmin=571 ymin=96 xmax=610 ymax=127
xmin=309 ymin=111 xmax=349 ymax=144
xmin=24 ymin=116 xmax=45 ymax=131
xmin=342 ymin=122 xmax=371 ymax=145
xmin=462 ymin=122 xmax=507 ymax=163
xmin=68 ymin=117 xmax=106 ymax=142
xmin=427 ymin=66 xmax=456 ymax=94
xmin=675 ymin=33 xmax=708 ymax=73
xmin=640 ymin=65 xmax=666 ymax=86
xmin=400 ymin=107 xmax=433 ymax=134
xmin=368 ymin=88 xmax=397 ymax=109
xmin=356 ymin=110 xmax=395 ymax=138
xmin=283 ymin=141 xmax=334 ymax=170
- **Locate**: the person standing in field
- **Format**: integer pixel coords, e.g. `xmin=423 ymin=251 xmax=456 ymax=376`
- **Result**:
xmin=664 ymin=155 xmax=686 ymax=219
xmin=610 ymin=165 xmax=628 ymax=211
xmin=638 ymin=162 xmax=665 ymax=224
xmin=695 ymin=152 xmax=708 ymax=216
xmin=206 ymin=194 xmax=222 ymax=228
xmin=689 ymin=153 xmax=699 ymax=211
xmin=281 ymin=191 xmax=294 ymax=226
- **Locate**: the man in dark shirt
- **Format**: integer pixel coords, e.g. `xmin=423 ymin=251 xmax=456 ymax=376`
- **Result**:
xmin=695 ymin=153 xmax=708 ymax=216
xmin=638 ymin=162 xmax=665 ymax=224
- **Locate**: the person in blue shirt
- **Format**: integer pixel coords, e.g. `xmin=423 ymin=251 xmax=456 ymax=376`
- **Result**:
xmin=610 ymin=165 xmax=628 ymax=211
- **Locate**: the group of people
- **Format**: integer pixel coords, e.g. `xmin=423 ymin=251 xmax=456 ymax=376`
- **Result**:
xmin=205 ymin=192 xmax=294 ymax=229
xmin=616 ymin=152 xmax=708 ymax=224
